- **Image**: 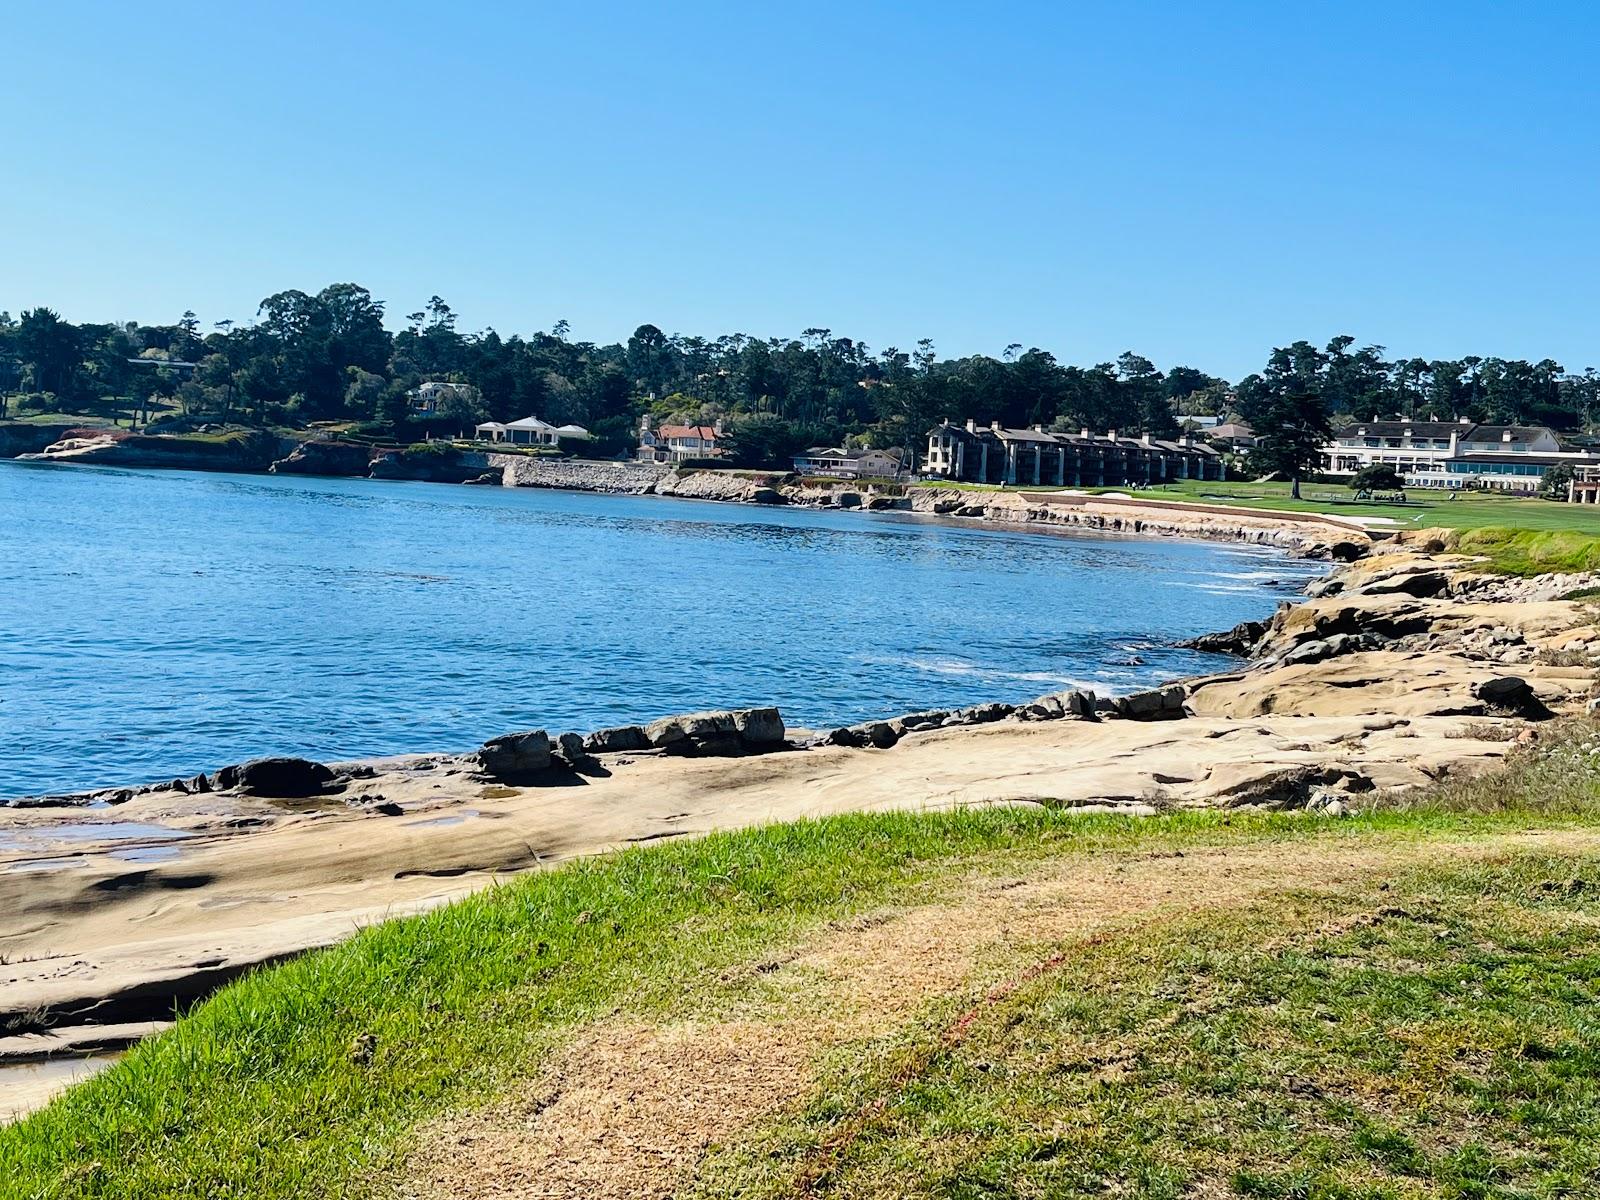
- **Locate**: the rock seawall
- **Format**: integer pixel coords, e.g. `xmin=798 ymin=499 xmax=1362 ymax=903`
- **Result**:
xmin=495 ymin=455 xmax=670 ymax=493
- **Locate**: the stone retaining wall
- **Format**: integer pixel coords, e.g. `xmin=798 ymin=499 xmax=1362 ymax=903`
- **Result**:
xmin=494 ymin=455 xmax=670 ymax=494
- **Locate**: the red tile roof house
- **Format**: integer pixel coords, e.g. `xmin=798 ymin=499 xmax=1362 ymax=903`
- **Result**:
xmin=637 ymin=415 xmax=725 ymax=464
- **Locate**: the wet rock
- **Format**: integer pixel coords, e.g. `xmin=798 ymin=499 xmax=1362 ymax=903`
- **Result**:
xmin=474 ymin=731 xmax=552 ymax=780
xmin=1180 ymin=619 xmax=1266 ymax=656
xmin=214 ymin=756 xmax=337 ymax=797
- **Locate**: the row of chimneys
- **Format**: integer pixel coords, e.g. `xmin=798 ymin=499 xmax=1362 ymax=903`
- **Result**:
xmin=957 ymin=417 xmax=1196 ymax=448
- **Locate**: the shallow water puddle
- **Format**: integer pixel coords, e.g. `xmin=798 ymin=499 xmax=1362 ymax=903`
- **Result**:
xmin=107 ymin=845 xmax=184 ymax=863
xmin=0 ymin=1055 xmax=119 ymax=1124
xmin=4 ymin=856 xmax=88 ymax=873
xmin=0 ymin=820 xmax=193 ymax=851
xmin=405 ymin=808 xmax=481 ymax=828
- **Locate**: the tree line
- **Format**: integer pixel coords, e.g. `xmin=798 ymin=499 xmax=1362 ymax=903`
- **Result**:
xmin=3 ymin=283 xmax=1597 ymax=465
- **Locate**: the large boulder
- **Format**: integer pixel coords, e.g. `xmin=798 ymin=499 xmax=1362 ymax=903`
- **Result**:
xmin=475 ymin=730 xmax=552 ymax=779
xmin=1472 ymin=676 xmax=1553 ymax=720
xmin=733 ymin=707 xmax=785 ymax=746
xmin=214 ymin=756 xmax=335 ymax=797
xmin=642 ymin=708 xmax=787 ymax=756
xmin=1180 ymin=620 xmax=1266 ymax=657
xmin=1114 ymin=685 xmax=1187 ymax=720
xmin=582 ymin=724 xmax=651 ymax=754
xmin=1358 ymin=569 xmax=1450 ymax=598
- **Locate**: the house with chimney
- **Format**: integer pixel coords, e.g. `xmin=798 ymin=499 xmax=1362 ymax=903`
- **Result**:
xmin=1320 ymin=418 xmax=1598 ymax=493
xmin=924 ymin=420 xmax=1224 ymax=487
xmin=637 ymin=415 xmax=726 ymax=464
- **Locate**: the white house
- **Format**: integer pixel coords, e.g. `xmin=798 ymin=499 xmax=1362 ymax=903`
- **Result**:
xmin=1321 ymin=418 xmax=1597 ymax=493
xmin=474 ymin=416 xmax=590 ymax=446
xmin=412 ymin=380 xmax=474 ymax=415
xmin=791 ymin=446 xmax=908 ymax=479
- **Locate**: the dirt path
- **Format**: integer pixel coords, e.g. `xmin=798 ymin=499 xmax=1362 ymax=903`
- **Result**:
xmin=398 ymin=827 xmax=1599 ymax=1200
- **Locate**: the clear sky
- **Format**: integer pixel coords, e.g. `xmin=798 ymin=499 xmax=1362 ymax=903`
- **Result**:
xmin=3 ymin=1 xmax=1595 ymax=379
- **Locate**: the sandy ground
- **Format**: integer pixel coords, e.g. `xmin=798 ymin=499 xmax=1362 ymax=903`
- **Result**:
xmin=2 ymin=542 xmax=1596 ymax=1122
xmin=399 ymin=826 xmax=1600 ymax=1200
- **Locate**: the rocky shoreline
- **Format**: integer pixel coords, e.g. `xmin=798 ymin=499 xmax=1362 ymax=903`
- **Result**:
xmin=3 ymin=531 xmax=1597 ymax=1108
xmin=5 ymin=425 xmax=1365 ymax=553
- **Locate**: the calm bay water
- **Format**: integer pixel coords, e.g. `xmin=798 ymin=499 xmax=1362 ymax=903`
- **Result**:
xmin=0 ymin=462 xmax=1323 ymax=799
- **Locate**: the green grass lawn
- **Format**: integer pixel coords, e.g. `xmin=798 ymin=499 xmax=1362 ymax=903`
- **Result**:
xmin=0 ymin=412 xmax=119 ymax=428
xmin=3 ymin=729 xmax=1600 ymax=1199
xmin=1089 ymin=478 xmax=1600 ymax=535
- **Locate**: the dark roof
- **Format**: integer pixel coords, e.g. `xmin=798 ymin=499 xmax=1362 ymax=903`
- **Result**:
xmin=1461 ymin=425 xmax=1553 ymax=444
xmin=1342 ymin=420 xmax=1467 ymax=438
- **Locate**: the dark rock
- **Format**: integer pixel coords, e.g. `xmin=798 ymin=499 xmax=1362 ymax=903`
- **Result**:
xmin=582 ymin=725 xmax=651 ymax=754
xmin=187 ymin=773 xmax=211 ymax=794
xmin=371 ymin=802 xmax=403 ymax=817
xmin=748 ymin=487 xmax=784 ymax=505
xmin=1180 ymin=619 xmax=1266 ymax=657
xmin=733 ymin=707 xmax=785 ymax=746
xmin=1472 ymin=676 xmax=1553 ymax=719
xmin=853 ymin=721 xmax=900 ymax=749
xmin=684 ymin=731 xmax=745 ymax=756
xmin=1116 ymin=686 xmax=1187 ymax=720
xmin=1304 ymin=577 xmax=1345 ymax=599
xmin=820 ymin=726 xmax=866 ymax=748
xmin=1327 ymin=541 xmax=1367 ymax=562
xmin=1359 ymin=569 xmax=1450 ymax=598
xmin=475 ymin=731 xmax=552 ymax=779
xmin=896 ymin=709 xmax=953 ymax=732
xmin=215 ymin=756 xmax=336 ymax=797
xmin=556 ymin=732 xmax=588 ymax=763
xmin=955 ymin=504 xmax=988 ymax=518
xmin=961 ymin=702 xmax=1014 ymax=724
xmin=268 ymin=440 xmax=374 ymax=478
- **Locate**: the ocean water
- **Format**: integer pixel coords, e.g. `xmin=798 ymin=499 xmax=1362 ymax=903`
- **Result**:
xmin=0 ymin=462 xmax=1324 ymax=799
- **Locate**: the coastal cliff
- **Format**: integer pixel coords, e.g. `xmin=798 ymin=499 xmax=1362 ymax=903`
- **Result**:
xmin=15 ymin=428 xmax=290 ymax=471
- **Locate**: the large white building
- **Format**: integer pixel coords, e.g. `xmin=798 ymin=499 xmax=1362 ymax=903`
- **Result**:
xmin=1321 ymin=419 xmax=1599 ymax=493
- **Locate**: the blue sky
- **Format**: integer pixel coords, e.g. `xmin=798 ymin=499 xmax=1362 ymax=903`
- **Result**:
xmin=2 ymin=1 xmax=1595 ymax=379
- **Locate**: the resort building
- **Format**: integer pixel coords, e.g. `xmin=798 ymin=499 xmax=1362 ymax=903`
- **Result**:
xmin=637 ymin=416 xmax=725 ymax=464
xmin=473 ymin=416 xmax=590 ymax=446
xmin=1320 ymin=419 xmax=1598 ymax=493
xmin=923 ymin=420 xmax=1225 ymax=487
xmin=1207 ymin=421 xmax=1256 ymax=454
xmin=791 ymin=446 xmax=908 ymax=480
